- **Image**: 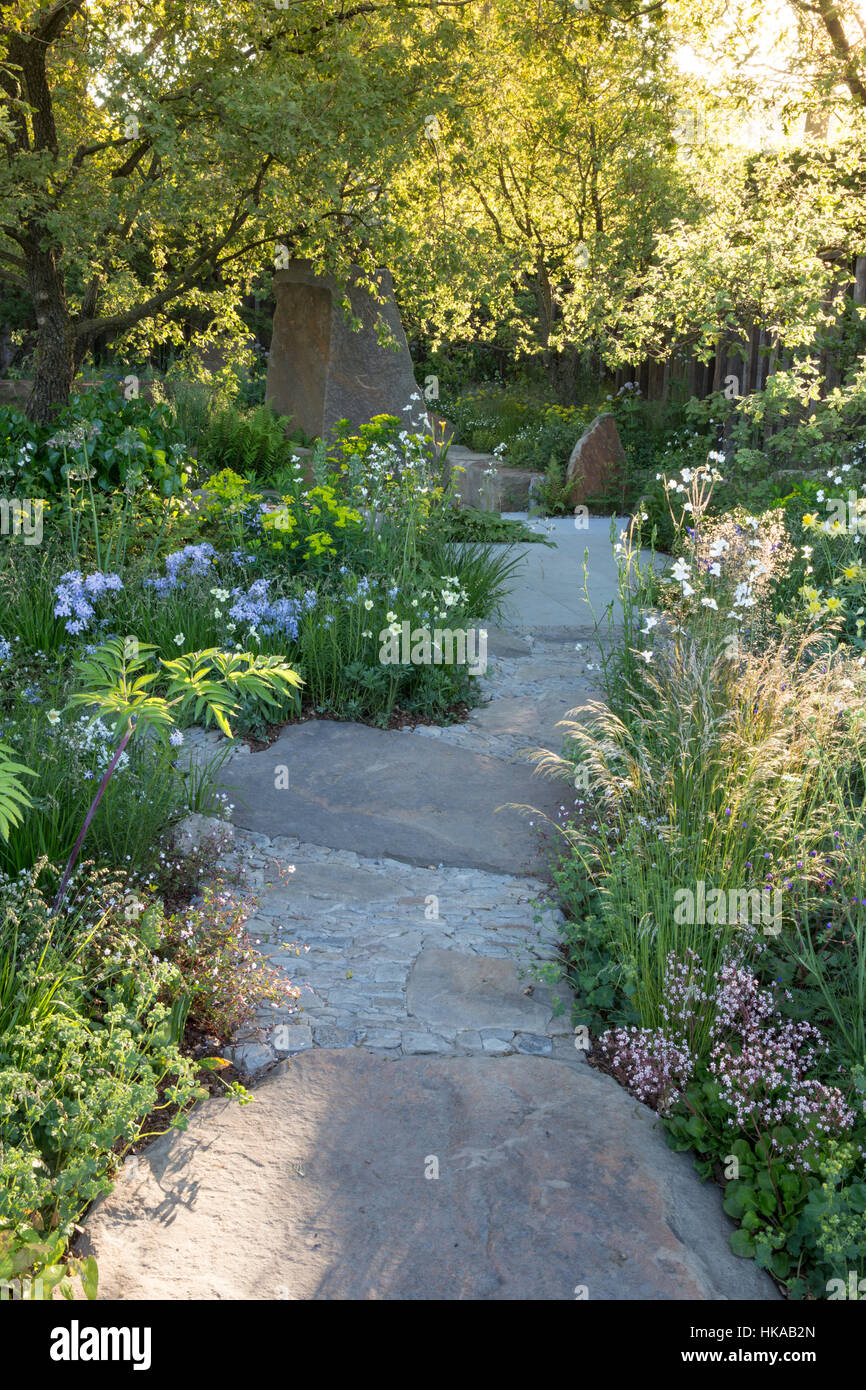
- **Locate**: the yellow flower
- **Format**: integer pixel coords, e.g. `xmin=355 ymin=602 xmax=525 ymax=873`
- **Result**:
xmin=825 ymin=596 xmax=844 ymax=613
xmin=842 ymin=565 xmax=861 ymax=581
xmin=801 ymin=513 xmax=817 ymax=530
xmin=807 ymin=599 xmax=822 ymax=614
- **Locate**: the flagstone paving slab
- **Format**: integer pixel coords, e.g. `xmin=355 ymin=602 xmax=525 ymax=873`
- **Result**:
xmin=82 ymin=1050 xmax=777 ymax=1301
xmin=225 ymin=719 xmax=567 ymax=875
xmin=406 ymin=947 xmax=553 ymax=1033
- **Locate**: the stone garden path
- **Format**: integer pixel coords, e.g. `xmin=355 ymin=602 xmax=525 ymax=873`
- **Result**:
xmin=83 ymin=514 xmax=777 ymax=1300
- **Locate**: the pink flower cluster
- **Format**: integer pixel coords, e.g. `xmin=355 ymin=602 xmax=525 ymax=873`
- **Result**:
xmin=597 ymin=950 xmax=856 ymax=1166
xmin=707 ymin=958 xmax=855 ymax=1164
xmin=596 ymin=1023 xmax=693 ymax=1112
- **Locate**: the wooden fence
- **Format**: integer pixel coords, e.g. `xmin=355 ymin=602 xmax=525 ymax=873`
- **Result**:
xmin=612 ymin=253 xmax=866 ymax=409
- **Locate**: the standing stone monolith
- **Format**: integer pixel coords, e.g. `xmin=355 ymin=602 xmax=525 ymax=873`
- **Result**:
xmin=265 ymin=260 xmax=424 ymax=438
xmin=565 ymin=412 xmax=626 ymax=506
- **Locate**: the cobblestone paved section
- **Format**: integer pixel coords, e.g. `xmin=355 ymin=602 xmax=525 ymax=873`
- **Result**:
xmin=223 ymin=830 xmax=576 ymax=1071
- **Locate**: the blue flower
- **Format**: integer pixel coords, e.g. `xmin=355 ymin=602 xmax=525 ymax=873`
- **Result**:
xmin=147 ymin=543 xmax=216 ymax=593
xmin=228 ymin=580 xmax=301 ymax=641
xmin=54 ymin=570 xmax=123 ymax=633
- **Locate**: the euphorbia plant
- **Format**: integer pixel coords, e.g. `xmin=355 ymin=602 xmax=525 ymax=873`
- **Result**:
xmin=51 ymin=638 xmax=303 ymax=912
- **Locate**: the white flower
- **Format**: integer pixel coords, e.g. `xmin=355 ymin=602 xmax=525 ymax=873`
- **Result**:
xmin=681 ymin=580 xmax=695 ymax=597
xmin=638 ymin=650 xmax=654 ymax=663
xmin=708 ymin=562 xmax=721 ymax=576
xmin=671 ymin=558 xmax=691 ymax=583
xmin=173 ymin=633 xmax=184 ymax=645
xmin=700 ymin=597 xmax=718 ymax=610
xmin=364 ymin=599 xmax=374 ymax=610
xmin=732 ymin=581 xmax=755 ymax=608
xmin=47 ymin=709 xmax=61 ymax=726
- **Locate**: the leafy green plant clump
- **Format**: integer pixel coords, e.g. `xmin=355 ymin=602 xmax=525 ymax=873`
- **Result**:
xmin=0 ymin=380 xmax=191 ymax=498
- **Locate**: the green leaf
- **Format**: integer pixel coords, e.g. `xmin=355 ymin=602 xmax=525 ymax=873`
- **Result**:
xmin=79 ymin=1256 xmax=99 ymax=1301
xmin=729 ymin=1228 xmax=756 ymax=1258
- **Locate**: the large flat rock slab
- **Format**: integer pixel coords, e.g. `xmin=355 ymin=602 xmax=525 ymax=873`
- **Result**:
xmin=465 ymin=689 xmax=591 ymax=755
xmin=225 ymin=721 xmax=563 ymax=875
xmin=495 ymin=514 xmax=660 ymax=632
xmin=407 ymin=947 xmax=553 ymax=1032
xmin=82 ymin=1051 xmax=778 ymax=1301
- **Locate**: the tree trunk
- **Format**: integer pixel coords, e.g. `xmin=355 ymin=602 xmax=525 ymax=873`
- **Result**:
xmin=743 ymin=324 xmax=759 ymax=397
xmin=26 ymin=247 xmax=76 ymax=424
xmin=687 ymin=353 xmax=698 ymax=399
xmin=762 ymin=334 xmax=779 ymax=447
xmin=534 ymin=258 xmax=554 ymax=351
xmin=754 ymin=328 xmax=766 ymax=393
xmin=712 ymin=335 xmax=727 ymax=393
xmin=703 ymin=358 xmax=714 ymax=397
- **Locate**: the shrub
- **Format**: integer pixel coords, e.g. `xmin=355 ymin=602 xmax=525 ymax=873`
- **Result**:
xmin=0 ymin=862 xmax=203 ymax=1253
xmin=0 ymin=381 xmax=190 ymax=497
xmin=155 ymin=880 xmax=300 ymax=1037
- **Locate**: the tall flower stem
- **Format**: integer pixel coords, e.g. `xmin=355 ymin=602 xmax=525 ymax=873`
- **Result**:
xmin=51 ymin=716 xmax=137 ymax=915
